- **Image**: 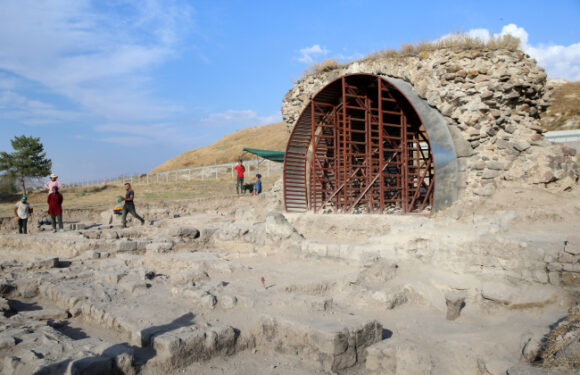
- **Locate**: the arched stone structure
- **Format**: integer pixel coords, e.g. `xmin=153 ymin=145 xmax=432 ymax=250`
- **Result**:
xmin=283 ymin=73 xmax=458 ymax=214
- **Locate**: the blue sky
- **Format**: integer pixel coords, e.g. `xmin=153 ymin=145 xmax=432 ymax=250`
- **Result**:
xmin=1 ymin=0 xmax=579 ymax=183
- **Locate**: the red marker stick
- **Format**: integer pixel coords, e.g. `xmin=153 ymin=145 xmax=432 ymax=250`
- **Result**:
xmin=260 ymin=277 xmax=265 ymax=289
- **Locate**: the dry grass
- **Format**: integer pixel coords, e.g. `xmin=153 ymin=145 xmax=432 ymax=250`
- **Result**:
xmin=537 ymin=304 xmax=580 ymax=370
xmin=542 ymin=81 xmax=580 ymax=131
xmin=151 ymin=122 xmax=289 ymax=174
xmin=305 ymin=32 xmax=521 ymax=76
xmin=0 ymin=171 xmax=283 ymax=217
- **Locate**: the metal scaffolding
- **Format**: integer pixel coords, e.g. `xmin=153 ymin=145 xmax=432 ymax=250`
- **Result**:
xmin=284 ymin=74 xmax=435 ymax=214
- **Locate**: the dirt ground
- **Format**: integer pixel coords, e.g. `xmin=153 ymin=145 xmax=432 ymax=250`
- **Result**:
xmin=0 ymin=176 xmax=579 ymax=375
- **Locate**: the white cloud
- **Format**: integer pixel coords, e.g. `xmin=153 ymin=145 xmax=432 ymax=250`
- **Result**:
xmin=0 ymin=0 xmax=194 ymax=122
xmin=0 ymin=89 xmax=85 ymax=125
xmin=296 ymin=44 xmax=330 ymax=64
xmin=462 ymin=24 xmax=580 ymax=81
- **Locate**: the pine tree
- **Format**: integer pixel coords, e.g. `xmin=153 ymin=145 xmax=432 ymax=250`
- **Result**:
xmin=0 ymin=135 xmax=52 ymax=194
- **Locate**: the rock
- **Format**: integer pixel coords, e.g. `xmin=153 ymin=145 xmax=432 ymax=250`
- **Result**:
xmin=265 ymin=212 xmax=299 ymax=240
xmin=201 ymin=294 xmax=217 ymax=309
xmin=507 ymin=366 xmax=568 ymax=375
xmin=21 ymin=308 xmax=69 ymax=321
xmin=67 ymin=356 xmax=113 ymax=375
xmin=473 ymin=185 xmax=495 ymax=197
xmin=0 ymin=296 xmax=10 ymax=312
xmin=513 ymin=140 xmax=531 ymax=152
xmin=521 ymin=334 xmax=543 ymax=362
xmin=486 ymin=161 xmax=504 ymax=170
xmin=548 ymin=272 xmax=561 ymax=286
xmin=146 ymin=241 xmax=174 ymax=253
xmin=220 ymin=295 xmax=238 ymax=310
xmin=167 ymin=226 xmax=200 ymax=240
xmin=371 ymin=287 xmax=408 ymax=310
xmin=0 ymin=336 xmax=16 ymax=350
xmin=448 ymin=126 xmax=474 ymax=157
xmin=481 ymin=170 xmax=499 ymax=179
xmin=171 ymin=270 xmax=210 ymax=286
xmin=481 ymin=283 xmax=558 ymax=308
xmin=561 ymin=272 xmax=580 ymax=286
xmin=445 ymin=292 xmax=465 ymax=320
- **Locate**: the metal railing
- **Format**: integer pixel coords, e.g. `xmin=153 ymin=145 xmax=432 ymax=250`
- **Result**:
xmin=68 ymin=159 xmax=283 ymax=187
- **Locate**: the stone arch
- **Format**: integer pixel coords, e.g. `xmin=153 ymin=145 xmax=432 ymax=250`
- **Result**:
xmin=283 ymin=73 xmax=458 ymax=214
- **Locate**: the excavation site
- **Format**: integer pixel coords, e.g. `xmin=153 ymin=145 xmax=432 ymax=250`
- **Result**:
xmin=1 ymin=48 xmax=579 ymax=375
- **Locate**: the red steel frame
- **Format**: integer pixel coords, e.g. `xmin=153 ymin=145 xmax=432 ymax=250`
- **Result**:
xmin=284 ymin=75 xmax=434 ymax=214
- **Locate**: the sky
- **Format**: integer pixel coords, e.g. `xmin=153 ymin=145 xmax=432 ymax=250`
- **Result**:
xmin=0 ymin=0 xmax=579 ymax=183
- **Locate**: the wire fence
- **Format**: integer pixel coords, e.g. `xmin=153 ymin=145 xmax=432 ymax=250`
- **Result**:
xmin=67 ymin=159 xmax=284 ymax=187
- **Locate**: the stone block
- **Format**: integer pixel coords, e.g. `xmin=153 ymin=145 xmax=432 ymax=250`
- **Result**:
xmin=507 ymin=366 xmax=567 ymax=375
xmin=561 ymin=271 xmax=580 ymax=286
xmin=513 ymin=140 xmax=531 ymax=152
xmin=563 ymin=263 xmax=580 ymax=273
xmin=0 ymin=335 xmax=16 ymax=350
xmin=171 ymin=270 xmax=210 ymax=286
xmin=167 ymin=226 xmax=200 ymax=240
xmin=445 ymin=292 xmax=465 ymax=320
xmin=486 ymin=161 xmax=504 ymax=170
xmin=67 ymin=356 xmax=113 ymax=375
xmin=547 ymin=262 xmax=563 ymax=272
xmin=481 ymin=169 xmax=499 ymax=179
xmin=564 ymin=244 xmax=580 ymax=256
xmin=22 ymin=308 xmax=69 ymax=321
xmin=256 ymin=315 xmax=381 ymax=372
xmin=146 ymin=241 xmax=174 ymax=253
xmin=558 ymin=252 xmax=574 ymax=263
xmin=115 ymin=239 xmax=138 ymax=253
xmin=548 ymin=271 xmax=561 ymax=285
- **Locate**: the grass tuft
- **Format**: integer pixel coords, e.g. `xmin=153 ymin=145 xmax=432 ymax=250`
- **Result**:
xmin=302 ymin=32 xmax=522 ymax=77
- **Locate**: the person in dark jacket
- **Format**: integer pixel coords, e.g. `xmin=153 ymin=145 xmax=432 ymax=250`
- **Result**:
xmin=48 ymin=186 xmax=64 ymax=232
xmin=121 ymin=183 xmax=145 ymax=228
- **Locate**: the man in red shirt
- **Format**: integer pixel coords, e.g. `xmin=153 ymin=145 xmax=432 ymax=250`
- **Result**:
xmin=233 ymin=160 xmax=245 ymax=195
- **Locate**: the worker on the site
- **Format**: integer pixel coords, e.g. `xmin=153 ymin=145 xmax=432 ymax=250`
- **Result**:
xmin=253 ymin=174 xmax=262 ymax=196
xmin=45 ymin=173 xmax=62 ymax=194
xmin=48 ymin=186 xmax=64 ymax=233
xmin=234 ymin=160 xmax=245 ymax=195
xmin=14 ymin=195 xmax=32 ymax=234
xmin=121 ymin=182 xmax=145 ymax=228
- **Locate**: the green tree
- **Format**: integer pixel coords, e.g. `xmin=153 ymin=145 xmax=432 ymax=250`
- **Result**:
xmin=0 ymin=135 xmax=52 ymax=194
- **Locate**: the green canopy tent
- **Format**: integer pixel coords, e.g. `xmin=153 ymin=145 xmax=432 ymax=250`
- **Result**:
xmin=240 ymin=147 xmax=285 ymax=176
xmin=241 ymin=148 xmax=285 ymax=163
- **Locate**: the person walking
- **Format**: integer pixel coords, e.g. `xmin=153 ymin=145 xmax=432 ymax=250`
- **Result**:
xmin=121 ymin=183 xmax=145 ymax=228
xmin=233 ymin=160 xmax=245 ymax=195
xmin=14 ymin=196 xmax=32 ymax=234
xmin=48 ymin=186 xmax=64 ymax=232
xmin=45 ymin=173 xmax=62 ymax=194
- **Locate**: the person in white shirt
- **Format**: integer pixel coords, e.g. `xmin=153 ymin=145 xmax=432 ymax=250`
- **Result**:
xmin=14 ymin=196 xmax=32 ymax=234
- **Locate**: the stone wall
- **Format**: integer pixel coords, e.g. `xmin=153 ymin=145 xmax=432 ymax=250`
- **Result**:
xmin=281 ymin=49 xmax=579 ymax=200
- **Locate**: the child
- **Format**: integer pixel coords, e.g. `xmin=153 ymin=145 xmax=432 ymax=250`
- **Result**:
xmin=48 ymin=186 xmax=64 ymax=232
xmin=14 ymin=196 xmax=32 ymax=234
xmin=253 ymin=174 xmax=262 ymax=196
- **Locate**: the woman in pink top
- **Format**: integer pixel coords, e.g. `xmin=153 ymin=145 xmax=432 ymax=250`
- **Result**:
xmin=45 ymin=173 xmax=62 ymax=193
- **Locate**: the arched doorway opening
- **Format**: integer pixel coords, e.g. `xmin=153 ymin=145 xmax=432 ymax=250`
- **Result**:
xmin=284 ymin=74 xmax=457 ymax=214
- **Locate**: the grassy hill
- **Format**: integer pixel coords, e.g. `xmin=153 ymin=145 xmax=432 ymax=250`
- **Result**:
xmin=542 ymin=80 xmax=580 ymax=131
xmin=151 ymin=122 xmax=289 ymax=174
